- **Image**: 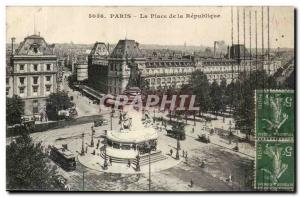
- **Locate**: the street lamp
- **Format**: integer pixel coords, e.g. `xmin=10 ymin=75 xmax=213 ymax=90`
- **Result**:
xmin=185 ymin=112 xmax=188 ymax=125
xmin=81 ymin=133 xmax=85 ymax=156
xmin=176 ymin=135 xmax=180 ymax=160
xmin=91 ymin=126 xmax=95 ymax=147
xmin=145 ymin=142 xmax=152 ymax=191
xmin=103 ymin=132 xmax=108 ymax=170
xmin=110 ymin=109 xmax=114 ymax=130
xmin=136 ymin=152 xmax=141 ymax=172
xmin=193 ymin=111 xmax=196 ymax=126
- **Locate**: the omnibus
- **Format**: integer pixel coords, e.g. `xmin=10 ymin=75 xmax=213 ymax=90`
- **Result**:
xmin=49 ymin=145 xmax=76 ymax=171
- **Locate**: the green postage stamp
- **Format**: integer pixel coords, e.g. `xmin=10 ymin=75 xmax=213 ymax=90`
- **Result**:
xmin=255 ymin=141 xmax=294 ymax=190
xmin=256 ymin=90 xmax=294 ymax=138
xmin=255 ymin=90 xmax=295 ymax=191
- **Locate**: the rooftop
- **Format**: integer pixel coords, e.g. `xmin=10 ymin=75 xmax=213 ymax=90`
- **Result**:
xmin=89 ymin=42 xmax=109 ymax=57
xmin=15 ymin=34 xmax=55 ymax=56
xmin=110 ymin=39 xmax=144 ymax=59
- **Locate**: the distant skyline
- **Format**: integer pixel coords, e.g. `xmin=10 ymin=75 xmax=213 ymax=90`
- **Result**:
xmin=6 ymin=6 xmax=294 ymax=48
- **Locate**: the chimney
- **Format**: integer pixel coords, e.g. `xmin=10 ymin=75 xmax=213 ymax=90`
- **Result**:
xmin=11 ymin=37 xmax=16 ymax=55
xmin=213 ymin=41 xmax=217 ymax=57
xmin=227 ymin=45 xmax=230 ymax=59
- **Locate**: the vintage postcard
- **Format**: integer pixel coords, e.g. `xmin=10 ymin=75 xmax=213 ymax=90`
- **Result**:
xmin=6 ymin=6 xmax=295 ymax=192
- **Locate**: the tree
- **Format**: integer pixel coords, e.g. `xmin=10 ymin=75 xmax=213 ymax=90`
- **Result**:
xmin=171 ymin=121 xmax=186 ymax=140
xmin=6 ymin=95 xmax=24 ymax=126
xmin=6 ymin=134 xmax=66 ymax=191
xmin=219 ymin=78 xmax=227 ymax=113
xmin=233 ymin=70 xmax=278 ymax=139
xmin=190 ymin=70 xmax=211 ymax=115
xmin=46 ymin=91 xmax=73 ymax=120
xmin=209 ymin=80 xmax=222 ymax=115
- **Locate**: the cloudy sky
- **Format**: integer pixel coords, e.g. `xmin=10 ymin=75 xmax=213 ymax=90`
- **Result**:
xmin=6 ymin=6 xmax=294 ymax=48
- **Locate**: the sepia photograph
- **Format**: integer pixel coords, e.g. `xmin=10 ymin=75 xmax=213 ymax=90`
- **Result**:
xmin=5 ymin=6 xmax=295 ymax=192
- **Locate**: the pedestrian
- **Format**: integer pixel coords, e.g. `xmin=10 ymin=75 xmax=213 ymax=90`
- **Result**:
xmin=185 ymin=151 xmax=188 ymax=159
xmin=182 ymin=150 xmax=185 ymax=157
xmin=109 ymin=157 xmax=112 ymax=166
xmin=170 ymin=149 xmax=173 ymax=156
xmin=190 ymin=179 xmax=194 ymax=188
xmin=128 ymin=160 xmax=131 ymax=167
xmin=40 ymin=113 xmax=44 ymax=122
xmin=45 ymin=113 xmax=48 ymax=122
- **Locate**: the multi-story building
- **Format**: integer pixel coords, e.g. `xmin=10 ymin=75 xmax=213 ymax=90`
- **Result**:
xmin=75 ymin=55 xmax=89 ymax=82
xmin=88 ymin=39 xmax=282 ymax=95
xmin=7 ymin=34 xmax=58 ymax=116
xmin=195 ymin=44 xmax=282 ymax=84
xmin=107 ymin=39 xmax=195 ymax=95
xmin=144 ymin=58 xmax=195 ymax=90
xmin=87 ymin=42 xmax=109 ymax=92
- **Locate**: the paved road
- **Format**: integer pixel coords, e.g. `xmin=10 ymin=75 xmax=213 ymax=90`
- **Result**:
xmin=62 ymin=72 xmax=100 ymax=117
xmin=28 ymin=80 xmax=255 ymax=191
xmin=31 ymin=119 xmax=253 ymax=191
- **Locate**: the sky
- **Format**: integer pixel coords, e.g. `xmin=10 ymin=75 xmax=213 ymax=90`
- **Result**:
xmin=6 ymin=6 xmax=294 ymax=48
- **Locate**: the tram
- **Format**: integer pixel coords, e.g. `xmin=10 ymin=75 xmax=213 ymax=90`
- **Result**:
xmin=49 ymin=145 xmax=76 ymax=171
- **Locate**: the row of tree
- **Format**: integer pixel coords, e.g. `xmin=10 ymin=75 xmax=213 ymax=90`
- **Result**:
xmin=186 ymin=69 xmax=291 ymax=136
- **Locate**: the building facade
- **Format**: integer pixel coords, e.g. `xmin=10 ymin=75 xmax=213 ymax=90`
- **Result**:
xmin=87 ymin=42 xmax=109 ymax=92
xmin=7 ymin=34 xmax=58 ymax=116
xmin=88 ymin=40 xmax=282 ymax=95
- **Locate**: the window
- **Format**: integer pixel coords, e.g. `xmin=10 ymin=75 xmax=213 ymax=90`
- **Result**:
xmin=46 ymin=85 xmax=51 ymax=92
xmin=46 ymin=76 xmax=51 ymax=82
xmin=33 ymin=77 xmax=39 ymax=84
xmin=33 ymin=64 xmax=38 ymax=71
xmin=19 ymin=87 xmax=25 ymax=94
xmin=33 ymin=86 xmax=38 ymax=93
xmin=19 ymin=77 xmax=25 ymax=85
xmin=6 ymin=77 xmax=9 ymax=85
xmin=6 ymin=87 xmax=9 ymax=96
xmin=32 ymin=100 xmax=38 ymax=114
xmin=19 ymin=64 xmax=24 ymax=71
xmin=46 ymin=64 xmax=51 ymax=71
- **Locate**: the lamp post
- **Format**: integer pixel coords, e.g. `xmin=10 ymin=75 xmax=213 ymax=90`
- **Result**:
xmin=136 ymin=152 xmax=140 ymax=172
xmin=103 ymin=135 xmax=108 ymax=170
xmin=81 ymin=133 xmax=85 ymax=155
xmin=176 ymin=135 xmax=180 ymax=160
xmin=110 ymin=109 xmax=114 ymax=130
xmin=91 ymin=126 xmax=95 ymax=147
xmin=145 ymin=142 xmax=151 ymax=191
xmin=193 ymin=111 xmax=196 ymax=126
xmin=185 ymin=112 xmax=188 ymax=125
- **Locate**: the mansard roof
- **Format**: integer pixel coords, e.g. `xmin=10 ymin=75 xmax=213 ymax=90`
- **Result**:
xmin=15 ymin=34 xmax=55 ymax=56
xmin=110 ymin=39 xmax=144 ymax=59
xmin=89 ymin=42 xmax=109 ymax=57
xmin=145 ymin=59 xmax=194 ymax=68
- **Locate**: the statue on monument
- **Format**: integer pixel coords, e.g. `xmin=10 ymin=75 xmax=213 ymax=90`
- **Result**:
xmin=126 ymin=57 xmax=142 ymax=89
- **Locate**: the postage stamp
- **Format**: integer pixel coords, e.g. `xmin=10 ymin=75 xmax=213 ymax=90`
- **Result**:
xmin=255 ymin=141 xmax=294 ymax=190
xmin=255 ymin=90 xmax=294 ymax=137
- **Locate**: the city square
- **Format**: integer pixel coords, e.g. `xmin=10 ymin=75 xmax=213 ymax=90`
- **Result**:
xmin=5 ymin=6 xmax=294 ymax=192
